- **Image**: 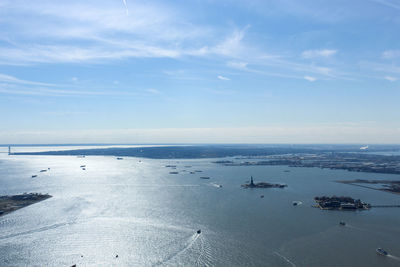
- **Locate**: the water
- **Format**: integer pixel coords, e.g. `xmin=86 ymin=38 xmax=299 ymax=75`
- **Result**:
xmin=1 ymin=148 xmax=400 ymax=266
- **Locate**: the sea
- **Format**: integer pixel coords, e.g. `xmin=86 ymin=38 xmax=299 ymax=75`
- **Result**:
xmin=1 ymin=146 xmax=400 ymax=266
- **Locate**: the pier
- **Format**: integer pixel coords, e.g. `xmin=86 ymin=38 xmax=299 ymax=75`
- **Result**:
xmin=371 ymin=205 xmax=400 ymax=208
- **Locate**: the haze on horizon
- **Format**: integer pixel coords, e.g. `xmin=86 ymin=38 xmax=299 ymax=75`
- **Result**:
xmin=0 ymin=0 xmax=399 ymax=144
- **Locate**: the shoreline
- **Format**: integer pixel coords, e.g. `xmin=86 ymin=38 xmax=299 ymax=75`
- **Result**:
xmin=0 ymin=193 xmax=52 ymax=217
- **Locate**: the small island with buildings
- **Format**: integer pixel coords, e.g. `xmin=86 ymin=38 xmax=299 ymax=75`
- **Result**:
xmin=0 ymin=193 xmax=52 ymax=217
xmin=314 ymin=196 xmax=371 ymax=210
xmin=241 ymin=176 xmax=287 ymax=189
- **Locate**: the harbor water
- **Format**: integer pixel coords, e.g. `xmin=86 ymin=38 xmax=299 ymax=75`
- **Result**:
xmin=1 ymin=147 xmax=400 ymax=266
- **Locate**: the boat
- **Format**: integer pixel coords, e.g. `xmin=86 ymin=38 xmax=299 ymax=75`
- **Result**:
xmin=80 ymin=165 xmax=86 ymax=168
xmin=82 ymin=168 xmax=86 ymax=170
xmin=260 ymin=195 xmax=264 ymax=198
xmin=116 ymin=157 xmax=123 ymax=160
xmin=293 ymin=202 xmax=298 ymax=206
xmin=40 ymin=169 xmax=47 ymax=172
xmin=31 ymin=175 xmax=37 ymax=178
xmin=197 ymin=229 xmax=201 ymax=234
xmin=339 ymin=221 xmax=346 ymax=226
xmin=200 ymin=176 xmax=210 ymax=179
xmin=376 ymin=248 xmax=388 ymax=256
xmin=169 ymin=172 xmax=179 ymax=174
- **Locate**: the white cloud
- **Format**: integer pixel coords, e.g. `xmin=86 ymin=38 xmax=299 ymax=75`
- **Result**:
xmin=304 ymin=76 xmax=317 ymax=82
xmin=217 ymin=75 xmax=230 ymax=81
xmin=146 ymin=88 xmax=161 ymax=94
xmin=122 ymin=0 xmax=129 ymax=15
xmin=0 ymin=2 xmax=354 ymax=82
xmin=382 ymin=50 xmax=400 ymax=59
xmin=371 ymin=0 xmax=400 ymax=10
xmin=0 ymin=73 xmax=55 ymax=87
xmin=0 ymin=73 xmax=140 ymax=97
xmin=384 ymin=76 xmax=397 ymax=81
xmin=227 ymin=61 xmax=248 ymax=69
xmin=0 ymin=1 xmax=208 ymax=64
xmin=301 ymin=49 xmax=337 ymax=59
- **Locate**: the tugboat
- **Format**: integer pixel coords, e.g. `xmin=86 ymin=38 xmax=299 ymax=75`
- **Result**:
xmin=197 ymin=229 xmax=201 ymax=234
xmin=339 ymin=221 xmax=346 ymax=226
xmin=376 ymin=248 xmax=388 ymax=256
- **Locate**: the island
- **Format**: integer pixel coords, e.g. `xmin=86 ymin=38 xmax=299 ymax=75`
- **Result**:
xmin=314 ymin=196 xmax=371 ymax=210
xmin=213 ymin=152 xmax=400 ymax=175
xmin=0 ymin=193 xmax=52 ymax=217
xmin=241 ymin=176 xmax=287 ymax=189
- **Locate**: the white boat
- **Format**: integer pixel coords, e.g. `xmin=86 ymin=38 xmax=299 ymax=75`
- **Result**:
xmin=376 ymin=248 xmax=388 ymax=256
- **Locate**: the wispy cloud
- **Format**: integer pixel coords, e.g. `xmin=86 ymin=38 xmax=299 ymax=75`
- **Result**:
xmin=384 ymin=76 xmax=397 ymax=81
xmin=301 ymin=49 xmax=337 ymax=59
xmin=122 ymin=0 xmax=129 ymax=15
xmin=0 ymin=73 xmax=140 ymax=97
xmin=382 ymin=50 xmax=400 ymax=59
xmin=217 ymin=75 xmax=230 ymax=81
xmin=0 ymin=1 xmax=386 ymax=84
xmin=371 ymin=0 xmax=400 ymax=10
xmin=0 ymin=73 xmax=56 ymax=87
xmin=146 ymin=88 xmax=162 ymax=95
xmin=304 ymin=76 xmax=317 ymax=82
xmin=227 ymin=61 xmax=248 ymax=69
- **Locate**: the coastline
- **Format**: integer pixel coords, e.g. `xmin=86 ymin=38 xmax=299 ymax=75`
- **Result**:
xmin=0 ymin=193 xmax=52 ymax=217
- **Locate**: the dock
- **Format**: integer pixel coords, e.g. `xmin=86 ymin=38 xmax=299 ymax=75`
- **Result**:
xmin=371 ymin=205 xmax=400 ymax=208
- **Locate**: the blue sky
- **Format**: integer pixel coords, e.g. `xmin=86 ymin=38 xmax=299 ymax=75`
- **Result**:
xmin=0 ymin=0 xmax=399 ymax=144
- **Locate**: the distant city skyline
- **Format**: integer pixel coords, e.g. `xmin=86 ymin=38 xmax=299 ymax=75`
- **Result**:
xmin=0 ymin=0 xmax=399 ymax=144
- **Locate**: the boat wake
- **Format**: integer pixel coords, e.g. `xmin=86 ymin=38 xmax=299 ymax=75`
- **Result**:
xmin=0 ymin=221 xmax=75 ymax=240
xmin=154 ymin=230 xmax=214 ymax=266
xmin=155 ymin=232 xmax=200 ymax=266
xmin=209 ymin=183 xmax=222 ymax=188
xmin=388 ymin=254 xmax=400 ymax=261
xmin=343 ymin=224 xmax=366 ymax=231
xmin=195 ymin=235 xmax=214 ymax=266
xmin=273 ymin=252 xmax=296 ymax=267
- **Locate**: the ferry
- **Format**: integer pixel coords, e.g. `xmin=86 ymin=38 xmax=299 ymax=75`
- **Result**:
xmin=376 ymin=248 xmax=388 ymax=256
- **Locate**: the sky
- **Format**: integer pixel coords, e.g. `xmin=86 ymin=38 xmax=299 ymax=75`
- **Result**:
xmin=0 ymin=0 xmax=399 ymax=144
